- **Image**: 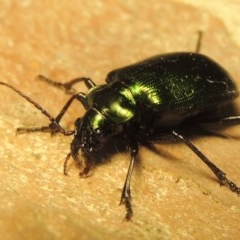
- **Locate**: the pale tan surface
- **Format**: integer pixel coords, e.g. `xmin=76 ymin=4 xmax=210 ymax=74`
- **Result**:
xmin=1 ymin=1 xmax=240 ymax=240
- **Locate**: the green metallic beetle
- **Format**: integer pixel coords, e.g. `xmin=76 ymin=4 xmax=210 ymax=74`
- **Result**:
xmin=1 ymin=49 xmax=240 ymax=221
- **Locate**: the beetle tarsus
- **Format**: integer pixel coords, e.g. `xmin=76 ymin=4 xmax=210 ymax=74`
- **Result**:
xmin=16 ymin=122 xmax=71 ymax=136
xmin=120 ymin=193 xmax=133 ymax=221
xmin=120 ymin=139 xmax=138 ymax=220
xmin=79 ymin=163 xmax=91 ymax=177
xmin=38 ymin=75 xmax=96 ymax=94
xmin=63 ymin=152 xmax=72 ymax=175
xmin=38 ymin=75 xmax=76 ymax=94
xmin=172 ymin=130 xmax=240 ymax=196
xmin=218 ymin=174 xmax=240 ymax=195
xmin=16 ymin=126 xmax=51 ymax=134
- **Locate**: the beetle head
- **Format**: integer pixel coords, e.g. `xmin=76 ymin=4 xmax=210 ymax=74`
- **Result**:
xmin=70 ymin=108 xmax=122 ymax=165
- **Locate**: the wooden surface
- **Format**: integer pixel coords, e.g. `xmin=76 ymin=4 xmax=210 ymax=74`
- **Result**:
xmin=0 ymin=1 xmax=240 ymax=239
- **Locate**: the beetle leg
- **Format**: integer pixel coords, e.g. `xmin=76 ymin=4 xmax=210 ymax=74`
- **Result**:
xmin=195 ymin=31 xmax=203 ymax=53
xmin=17 ymin=92 xmax=88 ymax=135
xmin=16 ymin=75 xmax=97 ymax=134
xmin=0 ymin=82 xmax=74 ymax=136
xmin=38 ymin=75 xmax=96 ymax=94
xmin=120 ymin=140 xmax=138 ymax=221
xmin=220 ymin=115 xmax=240 ymax=123
xmin=79 ymin=160 xmax=92 ymax=177
xmin=45 ymin=92 xmax=88 ymax=133
xmin=63 ymin=152 xmax=72 ymax=175
xmin=172 ymin=130 xmax=240 ymax=195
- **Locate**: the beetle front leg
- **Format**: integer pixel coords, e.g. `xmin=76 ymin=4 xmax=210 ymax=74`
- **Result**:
xmin=16 ymin=75 xmax=97 ymax=135
xmin=16 ymin=92 xmax=87 ymax=135
xmin=120 ymin=139 xmax=138 ymax=221
xmin=38 ymin=75 xmax=96 ymax=94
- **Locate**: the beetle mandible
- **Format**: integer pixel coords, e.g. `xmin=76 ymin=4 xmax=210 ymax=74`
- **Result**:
xmin=1 ymin=32 xmax=240 ymax=220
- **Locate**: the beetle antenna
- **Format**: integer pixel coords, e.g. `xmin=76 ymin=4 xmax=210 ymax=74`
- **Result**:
xmin=0 ymin=82 xmax=73 ymax=136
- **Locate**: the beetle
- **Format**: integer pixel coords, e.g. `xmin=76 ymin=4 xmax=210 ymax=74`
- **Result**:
xmin=1 ymin=34 xmax=240 ymax=220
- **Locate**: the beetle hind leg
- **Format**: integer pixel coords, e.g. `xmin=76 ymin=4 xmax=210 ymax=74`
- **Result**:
xmin=195 ymin=31 xmax=203 ymax=53
xmin=217 ymin=172 xmax=240 ymax=195
xmin=172 ymin=130 xmax=240 ymax=195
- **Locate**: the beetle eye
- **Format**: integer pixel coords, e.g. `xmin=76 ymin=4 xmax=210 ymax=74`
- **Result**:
xmin=94 ymin=128 xmax=102 ymax=135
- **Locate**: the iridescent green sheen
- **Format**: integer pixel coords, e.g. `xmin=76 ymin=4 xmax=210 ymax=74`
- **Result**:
xmin=86 ymin=81 xmax=136 ymax=124
xmin=107 ymin=53 xmax=238 ymax=113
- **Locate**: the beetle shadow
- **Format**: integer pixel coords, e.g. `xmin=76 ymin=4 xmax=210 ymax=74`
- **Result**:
xmin=88 ymin=137 xmax=129 ymax=166
xmin=88 ymin=133 xmax=190 ymax=171
xmin=85 ymin=135 xmax=182 ymax=172
xmin=75 ymin=103 xmax=240 ymax=180
xmin=183 ymin=102 xmax=240 ymax=140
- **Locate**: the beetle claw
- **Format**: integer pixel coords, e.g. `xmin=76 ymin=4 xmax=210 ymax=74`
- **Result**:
xmin=79 ymin=163 xmax=91 ymax=177
xmin=219 ymin=175 xmax=240 ymax=196
xmin=120 ymin=195 xmax=133 ymax=221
